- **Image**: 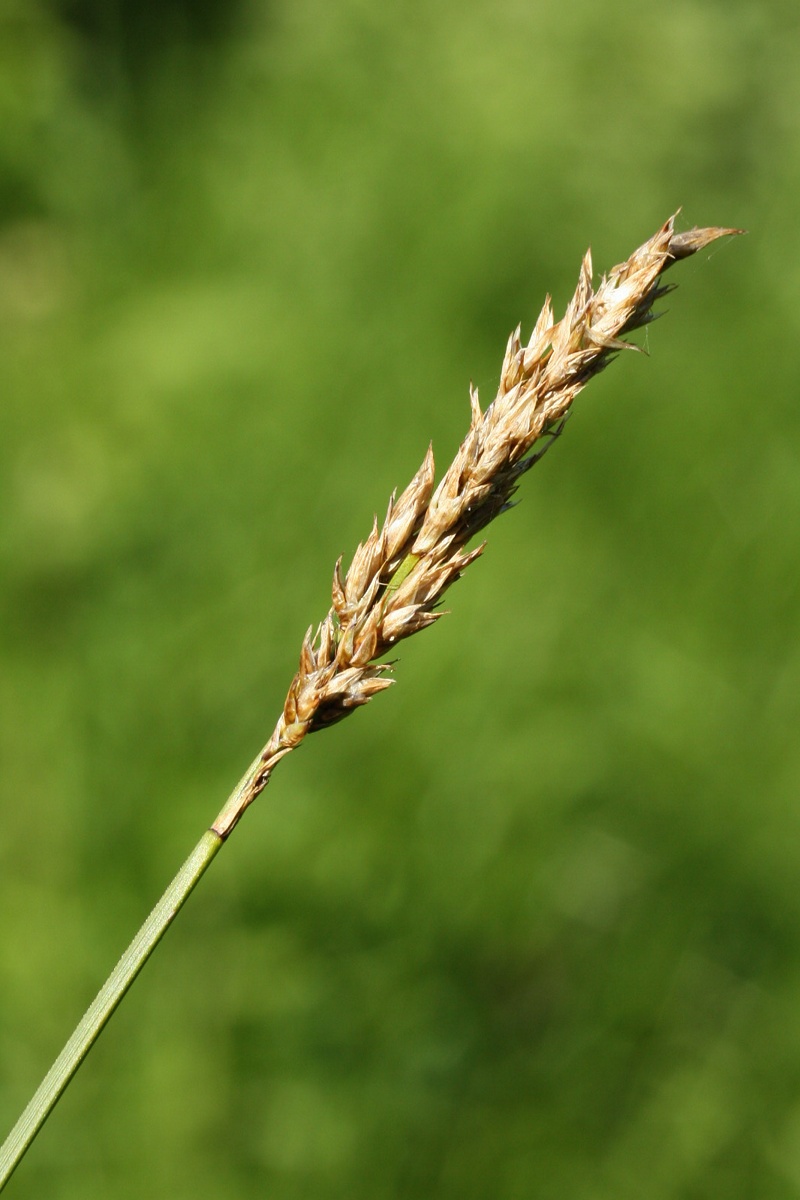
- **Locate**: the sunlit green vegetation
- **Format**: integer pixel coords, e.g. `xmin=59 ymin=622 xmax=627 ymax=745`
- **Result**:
xmin=1 ymin=2 xmax=798 ymax=1196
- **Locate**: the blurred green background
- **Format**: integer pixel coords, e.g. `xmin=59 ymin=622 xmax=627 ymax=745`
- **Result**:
xmin=1 ymin=0 xmax=798 ymax=1196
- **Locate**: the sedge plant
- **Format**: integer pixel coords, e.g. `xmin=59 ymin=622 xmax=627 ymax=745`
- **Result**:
xmin=0 ymin=213 xmax=741 ymax=1189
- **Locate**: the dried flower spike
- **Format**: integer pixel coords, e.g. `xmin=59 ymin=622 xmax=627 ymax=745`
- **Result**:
xmin=213 ymin=213 xmax=741 ymax=837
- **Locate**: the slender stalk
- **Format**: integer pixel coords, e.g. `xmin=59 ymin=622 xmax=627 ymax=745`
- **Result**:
xmin=0 ymin=829 xmax=223 ymax=1190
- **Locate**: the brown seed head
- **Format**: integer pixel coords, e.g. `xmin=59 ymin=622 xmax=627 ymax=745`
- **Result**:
xmin=211 ymin=214 xmax=741 ymax=837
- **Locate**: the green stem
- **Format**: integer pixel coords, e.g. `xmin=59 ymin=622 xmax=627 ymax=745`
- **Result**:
xmin=0 ymin=548 xmax=454 ymax=1190
xmin=0 ymin=828 xmax=223 ymax=1191
xmin=385 ymin=551 xmax=419 ymax=595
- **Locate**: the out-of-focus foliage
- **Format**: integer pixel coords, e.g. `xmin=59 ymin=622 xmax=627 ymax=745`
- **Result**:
xmin=1 ymin=1 xmax=798 ymax=1196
